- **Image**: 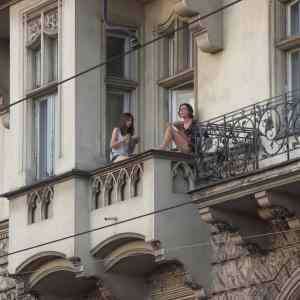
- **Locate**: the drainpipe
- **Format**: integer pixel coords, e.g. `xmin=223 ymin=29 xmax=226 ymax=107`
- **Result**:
xmin=100 ymin=0 xmax=140 ymax=49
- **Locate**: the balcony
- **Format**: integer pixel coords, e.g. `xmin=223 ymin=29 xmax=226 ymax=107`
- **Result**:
xmin=190 ymin=91 xmax=300 ymax=298
xmin=5 ymin=150 xmax=209 ymax=299
xmin=193 ymin=90 xmax=300 ymax=185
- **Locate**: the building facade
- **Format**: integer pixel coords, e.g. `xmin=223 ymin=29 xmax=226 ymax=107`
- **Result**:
xmin=1 ymin=0 xmax=300 ymax=299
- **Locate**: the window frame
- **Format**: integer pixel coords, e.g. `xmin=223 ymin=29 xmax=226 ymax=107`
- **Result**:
xmin=34 ymin=94 xmax=55 ymax=179
xmin=24 ymin=1 xmax=60 ymax=181
xmin=105 ymin=28 xmax=139 ymax=161
xmin=287 ymin=0 xmax=300 ymax=36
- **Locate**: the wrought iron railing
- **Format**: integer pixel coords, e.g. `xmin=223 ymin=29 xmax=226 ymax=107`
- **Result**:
xmin=194 ymin=90 xmax=300 ymax=181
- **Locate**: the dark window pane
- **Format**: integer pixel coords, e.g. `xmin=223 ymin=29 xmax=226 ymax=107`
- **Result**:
xmin=291 ymin=2 xmax=300 ymax=35
xmin=106 ymin=36 xmax=125 ymax=77
xmin=39 ymin=100 xmax=48 ymax=178
xmin=292 ymin=50 xmax=300 ymax=91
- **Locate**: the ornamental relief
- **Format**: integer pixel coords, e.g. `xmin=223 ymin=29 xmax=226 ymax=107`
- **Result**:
xmin=26 ymin=7 xmax=58 ymax=45
xmin=91 ymin=163 xmax=143 ymax=209
xmin=44 ymin=9 xmax=58 ymax=35
xmin=27 ymin=18 xmax=41 ymax=44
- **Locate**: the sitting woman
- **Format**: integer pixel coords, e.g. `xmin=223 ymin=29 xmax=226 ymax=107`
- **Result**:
xmin=160 ymin=103 xmax=197 ymax=153
xmin=110 ymin=113 xmax=139 ymax=163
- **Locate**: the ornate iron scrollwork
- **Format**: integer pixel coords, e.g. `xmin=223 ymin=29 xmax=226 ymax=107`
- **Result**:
xmin=194 ymin=91 xmax=300 ymax=181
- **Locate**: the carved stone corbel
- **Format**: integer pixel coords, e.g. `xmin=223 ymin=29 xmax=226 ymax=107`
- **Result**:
xmin=198 ymin=206 xmax=268 ymax=252
xmin=198 ymin=207 xmax=237 ymax=234
xmin=0 ymin=111 xmax=10 ymax=129
xmin=175 ymin=0 xmax=223 ymax=53
xmin=97 ymin=280 xmax=119 ymax=300
xmin=255 ymin=191 xmax=300 ymax=229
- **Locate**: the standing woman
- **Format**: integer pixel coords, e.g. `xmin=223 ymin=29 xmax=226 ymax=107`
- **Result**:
xmin=110 ymin=113 xmax=139 ymax=163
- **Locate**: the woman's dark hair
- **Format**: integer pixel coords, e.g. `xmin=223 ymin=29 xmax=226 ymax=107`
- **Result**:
xmin=118 ymin=113 xmax=135 ymax=136
xmin=178 ymin=103 xmax=194 ymax=118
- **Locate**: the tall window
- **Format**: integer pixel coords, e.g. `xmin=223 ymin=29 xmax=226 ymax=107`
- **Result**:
xmin=158 ymin=18 xmax=194 ymax=124
xmin=26 ymin=4 xmax=58 ymax=179
xmin=286 ymin=1 xmax=300 ymax=93
xmin=105 ymin=30 xmax=138 ymax=159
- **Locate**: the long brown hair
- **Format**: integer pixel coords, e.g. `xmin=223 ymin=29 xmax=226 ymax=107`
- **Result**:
xmin=118 ymin=113 xmax=135 ymax=136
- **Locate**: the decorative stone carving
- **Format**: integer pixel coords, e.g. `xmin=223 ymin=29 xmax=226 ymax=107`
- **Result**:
xmin=175 ymin=0 xmax=224 ymax=53
xmin=148 ymin=262 xmax=206 ymax=300
xmin=172 ymin=161 xmax=195 ymax=192
xmin=27 ymin=17 xmax=41 ymax=44
xmin=0 ymin=112 xmax=10 ymax=130
xmin=256 ymin=191 xmax=300 ymax=230
xmin=91 ymin=177 xmax=103 ymax=209
xmin=27 ymin=186 xmax=54 ymax=224
xmin=41 ymin=186 xmax=54 ymax=220
xmin=116 ymin=169 xmax=129 ymax=202
xmin=44 ymin=9 xmax=58 ymax=35
xmin=91 ymin=163 xmax=143 ymax=208
xmin=85 ymin=280 xmax=119 ymax=300
xmin=103 ymin=174 xmax=115 ymax=206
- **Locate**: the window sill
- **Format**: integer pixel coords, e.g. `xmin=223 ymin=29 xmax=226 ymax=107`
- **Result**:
xmin=105 ymin=76 xmax=138 ymax=91
xmin=276 ymin=34 xmax=300 ymax=51
xmin=158 ymin=68 xmax=194 ymax=89
xmin=26 ymin=81 xmax=58 ymax=98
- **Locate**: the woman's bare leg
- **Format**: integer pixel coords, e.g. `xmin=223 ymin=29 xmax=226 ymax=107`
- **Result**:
xmin=113 ymin=155 xmax=129 ymax=163
xmin=160 ymin=126 xmax=191 ymax=153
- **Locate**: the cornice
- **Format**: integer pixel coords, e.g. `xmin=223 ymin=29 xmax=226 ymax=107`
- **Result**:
xmin=1 ymin=150 xmax=193 ymax=199
xmin=191 ymin=157 xmax=300 ymax=208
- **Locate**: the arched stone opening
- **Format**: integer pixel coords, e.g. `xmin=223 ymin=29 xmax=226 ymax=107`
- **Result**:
xmin=15 ymin=252 xmax=97 ymax=299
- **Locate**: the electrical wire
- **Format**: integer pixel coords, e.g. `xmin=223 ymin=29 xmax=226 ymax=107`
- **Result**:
xmin=0 ymin=0 xmax=244 ymax=114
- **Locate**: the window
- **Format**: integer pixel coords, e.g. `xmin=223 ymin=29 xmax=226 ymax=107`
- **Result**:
xmin=288 ymin=0 xmax=300 ymax=36
xmin=285 ymin=1 xmax=300 ymax=93
xmin=25 ymin=4 xmax=58 ymax=180
xmin=169 ymin=87 xmax=194 ymax=123
xmin=34 ymin=95 xmax=55 ymax=179
xmin=105 ymin=30 xmax=138 ymax=160
xmin=158 ymin=17 xmax=195 ymax=127
xmin=106 ymin=32 xmax=132 ymax=79
xmin=26 ymin=7 xmax=58 ymax=90
xmin=288 ymin=48 xmax=300 ymax=92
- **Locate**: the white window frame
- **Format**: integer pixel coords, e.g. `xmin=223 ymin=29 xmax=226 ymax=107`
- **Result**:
xmin=287 ymin=0 xmax=300 ymax=36
xmin=169 ymin=87 xmax=195 ymax=123
xmin=106 ymin=32 xmax=133 ymax=79
xmin=24 ymin=2 xmax=59 ymax=181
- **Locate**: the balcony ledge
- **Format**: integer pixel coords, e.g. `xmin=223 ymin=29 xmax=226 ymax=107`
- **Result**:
xmin=191 ymin=156 xmax=300 ymax=207
xmin=1 ymin=150 xmax=193 ymax=199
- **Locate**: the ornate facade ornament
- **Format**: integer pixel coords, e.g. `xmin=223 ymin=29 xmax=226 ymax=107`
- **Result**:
xmin=172 ymin=161 xmax=195 ymax=192
xmin=26 ymin=7 xmax=58 ymax=47
xmin=27 ymin=18 xmax=41 ymax=44
xmin=27 ymin=186 xmax=54 ymax=224
xmin=256 ymin=191 xmax=300 ymax=230
xmin=44 ymin=9 xmax=58 ymax=35
xmin=148 ymin=262 xmax=206 ymax=300
xmin=91 ymin=163 xmax=143 ymax=209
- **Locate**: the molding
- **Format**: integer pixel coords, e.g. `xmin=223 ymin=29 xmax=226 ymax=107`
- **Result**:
xmin=16 ymin=251 xmax=66 ymax=273
xmin=276 ymin=34 xmax=300 ymax=51
xmin=105 ymin=77 xmax=138 ymax=92
xmin=1 ymin=150 xmax=193 ymax=199
xmin=191 ymin=158 xmax=300 ymax=206
xmin=0 ymin=111 xmax=9 ymax=129
xmin=196 ymin=30 xmax=223 ymax=54
xmin=90 ymin=232 xmax=145 ymax=258
xmin=175 ymin=0 xmax=223 ymax=53
xmin=1 ymin=169 xmax=90 ymax=199
xmin=158 ymin=68 xmax=194 ymax=89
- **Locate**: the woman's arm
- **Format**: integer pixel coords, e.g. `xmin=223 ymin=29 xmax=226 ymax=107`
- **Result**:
xmin=110 ymin=128 xmax=129 ymax=149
